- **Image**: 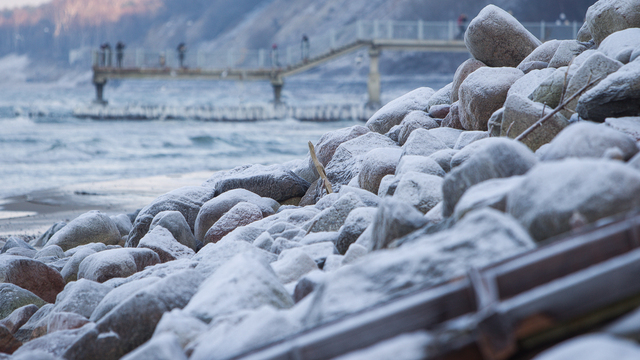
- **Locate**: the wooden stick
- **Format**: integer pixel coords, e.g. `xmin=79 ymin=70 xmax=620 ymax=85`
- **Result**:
xmin=515 ymin=76 xmax=598 ymax=142
xmin=308 ymin=141 xmax=333 ymax=194
xmin=558 ymin=57 xmax=575 ymax=105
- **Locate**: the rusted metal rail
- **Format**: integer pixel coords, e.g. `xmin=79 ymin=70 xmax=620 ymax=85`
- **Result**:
xmin=231 ymin=209 xmax=640 ymax=360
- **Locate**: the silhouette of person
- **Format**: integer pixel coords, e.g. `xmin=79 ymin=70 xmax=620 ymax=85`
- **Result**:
xmin=271 ymin=43 xmax=279 ymax=67
xmin=99 ymin=43 xmax=107 ymax=67
xmin=177 ymin=43 xmax=187 ymax=68
xmin=456 ymin=14 xmax=468 ymax=40
xmin=116 ymin=41 xmax=125 ymax=68
xmin=104 ymin=42 xmax=112 ymax=67
xmin=301 ymin=34 xmax=310 ymax=62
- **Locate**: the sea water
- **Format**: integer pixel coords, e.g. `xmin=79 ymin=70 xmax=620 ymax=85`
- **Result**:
xmin=0 ymin=75 xmax=451 ymax=199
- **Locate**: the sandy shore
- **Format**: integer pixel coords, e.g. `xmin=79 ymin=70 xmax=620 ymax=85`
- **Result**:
xmin=0 ymin=171 xmax=214 ymax=238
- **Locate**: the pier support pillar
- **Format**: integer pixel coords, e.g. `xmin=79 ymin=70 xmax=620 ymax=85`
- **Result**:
xmin=93 ymin=77 xmax=108 ymax=106
xmin=366 ymin=47 xmax=381 ymax=109
xmin=271 ymin=77 xmax=284 ymax=108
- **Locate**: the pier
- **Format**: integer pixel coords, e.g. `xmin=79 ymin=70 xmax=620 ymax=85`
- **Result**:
xmin=92 ymin=20 xmax=582 ymax=108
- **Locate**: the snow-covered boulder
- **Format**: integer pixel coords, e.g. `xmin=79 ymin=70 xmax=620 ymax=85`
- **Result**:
xmin=584 ymin=0 xmax=640 ymax=45
xmin=366 ymin=87 xmax=435 ymax=134
xmin=46 ymin=211 xmax=121 ymax=251
xmin=451 ymin=58 xmax=486 ymax=103
xmin=358 ymin=148 xmax=402 ymax=194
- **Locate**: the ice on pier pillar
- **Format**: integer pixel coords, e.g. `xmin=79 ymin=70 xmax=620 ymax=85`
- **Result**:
xmin=367 ymin=46 xmax=381 ymax=109
xmin=93 ymin=77 xmax=108 ymax=106
xmin=271 ymin=77 xmax=284 ymax=108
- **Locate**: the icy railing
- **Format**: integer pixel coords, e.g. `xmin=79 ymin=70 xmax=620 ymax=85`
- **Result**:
xmin=92 ymin=20 xmax=583 ymax=70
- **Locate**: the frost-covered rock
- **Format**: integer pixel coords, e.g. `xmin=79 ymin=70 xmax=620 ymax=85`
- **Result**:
xmin=60 ymin=246 xmax=105 ymax=283
xmin=293 ymin=270 xmax=327 ymax=303
xmin=358 ymin=148 xmax=402 ymax=194
xmin=0 ymin=256 xmax=65 ymax=303
xmin=13 ymin=303 xmax=54 ymax=343
xmin=203 ymin=164 xmax=310 ymax=202
xmin=309 ymin=125 xmax=370 ymax=175
xmin=193 ymin=238 xmax=276 ymax=277
xmin=45 ymin=311 xmax=90 ymax=334
xmin=458 ymin=67 xmax=524 ymax=131
xmin=529 ymin=67 xmax=573 ymax=109
xmin=280 ymin=242 xmax=336 ymax=265
xmin=90 ymin=277 xmax=160 ymax=322
xmin=584 ymin=0 xmax=640 ymax=45
xmin=371 ymin=198 xmax=427 ymax=251
xmin=185 ymin=253 xmax=292 ymax=323
xmin=454 ymin=176 xmax=524 ymax=220
xmin=138 ymin=226 xmax=195 ymax=262
xmin=377 ymin=175 xmax=399 ymax=197
xmin=0 ymin=284 xmax=46 ymax=320
xmin=501 ymin=93 xmax=570 ymax=151
xmin=51 ymin=279 xmax=111 ymax=319
xmin=342 ymin=243 xmax=368 ymax=265
xmin=194 ymin=188 xmax=278 ymax=243
xmin=577 ymin=58 xmax=640 ymax=122
xmin=120 ymin=332 xmax=187 ymax=360
xmin=442 ymin=138 xmax=538 ymax=217
xmin=538 ymin=122 xmax=638 ymax=161
xmin=1 ymin=237 xmax=34 ymax=254
xmin=203 ymin=202 xmax=263 ymax=244
xmin=428 ymin=149 xmax=458 ymax=174
xmin=392 ymin=172 xmax=443 ymax=214
xmin=441 ymin=101 xmax=464 ymax=129
xmin=300 ymin=231 xmax=338 ymax=246
xmin=531 ymin=334 xmax=640 ymax=360
xmin=547 ymin=40 xmax=589 ymax=68
xmin=428 ymin=104 xmax=450 ymax=119
xmin=517 ymin=40 xmax=561 ymax=70
xmin=271 ymin=249 xmax=318 ymax=284
xmin=34 ymin=245 xmax=63 ymax=261
xmin=454 ymin=131 xmax=488 ymax=150
xmin=307 ymin=193 xmax=365 ymax=233
xmin=325 ymin=132 xmax=399 ymax=188
xmin=12 ymin=323 xmax=95 ymax=359
xmin=149 ymin=211 xmax=199 ymax=251
xmin=397 ymin=111 xmax=439 ymax=146
xmin=33 ymin=221 xmax=66 ymax=248
xmin=427 ymin=82 xmax=453 ymax=109
xmin=45 ymin=211 xmax=121 ymax=252
xmin=127 ymin=186 xmax=217 ymax=247
xmin=451 ymin=58 xmax=486 ymax=103
xmin=508 ymin=68 xmax=556 ymax=98
xmin=77 ymin=248 xmax=160 ymax=283
xmin=401 ymin=128 xmax=450 ymax=157
xmin=152 ymin=308 xmax=207 ymax=349
xmin=0 ymin=304 xmax=39 ymax=334
xmin=339 ymin=185 xmax=381 ymax=207
xmin=366 ymin=87 xmax=435 ymax=134
xmin=395 ymin=155 xmax=445 ymax=178
xmin=64 ymin=270 xmax=203 ymax=360
xmin=430 ymin=127 xmax=463 ymax=148
xmin=599 ymin=28 xmax=640 ymax=64
xmin=605 ymin=117 xmax=640 ymax=141
xmin=110 ymin=214 xmax=132 ymax=237
xmin=508 ymin=159 xmax=640 ymax=242
xmin=464 ymin=5 xmax=541 ymax=67
xmin=301 ymin=208 xmax=533 ymax=326
xmin=487 ymin=108 xmax=504 ymax=137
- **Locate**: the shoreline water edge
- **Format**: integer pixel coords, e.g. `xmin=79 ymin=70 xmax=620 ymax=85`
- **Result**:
xmin=2 ymin=1 xmax=640 ymax=359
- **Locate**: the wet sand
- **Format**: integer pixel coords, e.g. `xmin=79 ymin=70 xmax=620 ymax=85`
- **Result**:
xmin=0 ymin=171 xmax=213 ymax=238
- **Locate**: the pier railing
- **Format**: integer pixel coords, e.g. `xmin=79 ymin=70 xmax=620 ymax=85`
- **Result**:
xmin=92 ymin=20 xmax=583 ymax=71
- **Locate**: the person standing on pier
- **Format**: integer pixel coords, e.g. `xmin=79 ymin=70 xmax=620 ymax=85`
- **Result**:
xmin=301 ymin=34 xmax=309 ymax=62
xmin=177 ymin=43 xmax=187 ymax=68
xmin=271 ymin=43 xmax=279 ymax=67
xmin=456 ymin=14 xmax=468 ymax=40
xmin=105 ymin=42 xmax=112 ymax=67
xmin=116 ymin=41 xmax=125 ymax=68
xmin=99 ymin=43 xmax=107 ymax=66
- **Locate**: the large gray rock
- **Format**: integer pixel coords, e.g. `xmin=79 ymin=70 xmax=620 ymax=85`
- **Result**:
xmin=52 ymin=279 xmax=111 ymax=319
xmin=32 ymin=222 xmax=66 ymax=248
xmin=464 ymin=5 xmax=541 ymax=67
xmin=547 ymin=40 xmax=589 ymax=68
xmin=152 ymin=308 xmax=207 ymax=349
xmin=78 ymin=248 xmax=161 ymax=283
xmin=184 ymin=253 xmax=293 ymax=323
xmin=366 ymin=87 xmax=435 ymax=134
xmin=563 ymin=52 xmax=623 ymax=117
xmin=508 ymin=159 xmax=640 ymax=242
xmin=45 ymin=211 xmax=121 ymax=252
xmin=333 ymin=332 xmax=431 ymax=360
xmin=110 ymin=214 xmax=132 ymax=237
xmin=508 ymin=68 xmax=556 ymax=98
xmin=429 ymin=128 xmax=463 ymax=149
xmin=138 ymin=226 xmax=195 ymax=262
xmin=203 ymin=202 xmax=263 ymax=245
xmin=303 ymin=208 xmax=534 ymax=326
xmin=60 ymin=245 xmax=105 ymax=283
xmin=502 ymin=93 xmax=570 ymax=151
xmin=63 ymin=270 xmax=203 ymax=360
xmin=13 ymin=303 xmax=53 ymax=343
xmin=0 ymin=284 xmax=45 ymax=320
xmin=325 ymin=132 xmax=398 ymax=187
xmin=90 ymin=277 xmax=160 ymax=322
xmin=0 ymin=304 xmax=39 ymax=334
xmin=532 ymin=334 xmax=640 ymax=360
xmin=428 ymin=149 xmax=459 ymax=173
xmin=397 ymin=111 xmax=439 ymax=146
xmin=392 ymin=172 xmax=443 ymax=214
xmin=395 ymin=155 xmax=445 ymax=178
xmin=271 ymin=249 xmax=318 ymax=284
xmin=453 ymin=176 xmax=524 ymax=220
xmin=12 ymin=323 xmax=95 ymax=359
xmin=309 ymin=125 xmax=370 ymax=174
xmin=358 ymin=148 xmax=402 ymax=194
xmin=442 ymin=138 xmax=538 ymax=217
xmin=121 ymin=332 xmax=187 ymax=360
xmin=454 ymin=131 xmax=489 ymax=150
xmin=517 ymin=40 xmax=561 ymax=70
xmin=584 ymin=0 xmax=640 ymax=46
xmin=127 ymin=186 xmax=217 ymax=247
xmin=487 ymin=107 xmax=503 ymax=137
xmin=401 ymin=128 xmax=450 ymax=157
xmin=1 ymin=237 xmax=34 ymax=254
xmin=458 ymin=67 xmax=524 ymax=131
xmin=336 ymin=207 xmax=377 ymax=255
xmin=307 ymin=193 xmax=365 ymax=233
xmin=149 ymin=211 xmax=199 ymax=251
xmin=599 ymin=28 xmax=640 ymax=64
xmin=371 ymin=198 xmax=427 ymax=251
xmin=529 ymin=67 xmax=574 ymax=109
xmin=538 ymin=122 xmax=639 ymax=161
xmin=451 ymin=58 xmax=486 ymax=103
xmin=441 ymin=101 xmax=464 ymax=129
xmin=577 ymin=58 xmax=640 ymax=122
xmin=605 ymin=116 xmax=640 ymax=141
xmin=427 ymin=82 xmax=453 ymax=109
xmin=194 ymin=188 xmax=278 ymax=243
xmin=0 ymin=256 xmax=65 ymax=303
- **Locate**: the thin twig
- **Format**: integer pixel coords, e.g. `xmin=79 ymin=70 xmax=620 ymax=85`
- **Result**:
xmin=559 ymin=57 xmax=575 ymax=105
xmin=540 ymin=102 xmax=547 ymax=118
xmin=516 ymin=75 xmax=598 ymax=142
xmin=505 ymin=121 xmax=515 ymax=138
xmin=308 ymin=141 xmax=333 ymax=194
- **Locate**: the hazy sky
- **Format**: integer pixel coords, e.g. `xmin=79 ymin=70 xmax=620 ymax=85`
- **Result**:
xmin=0 ymin=0 xmax=51 ymax=10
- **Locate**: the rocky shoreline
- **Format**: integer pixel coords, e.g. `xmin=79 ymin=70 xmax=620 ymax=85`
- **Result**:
xmin=2 ymin=1 xmax=640 ymax=359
